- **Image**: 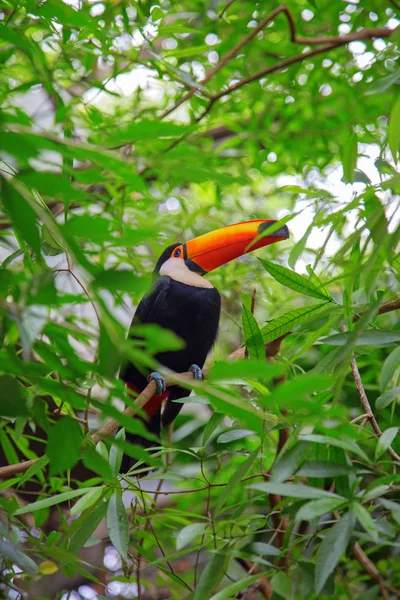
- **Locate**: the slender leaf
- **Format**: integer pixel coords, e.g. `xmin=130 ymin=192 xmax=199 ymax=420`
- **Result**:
xmin=258 ymin=259 xmax=332 ymax=301
xmin=242 ymin=304 xmax=265 ymax=360
xmin=107 ymin=490 xmax=129 ymax=562
xmin=296 ymin=497 xmax=347 ymax=522
xmin=341 ymin=132 xmax=358 ymax=183
xmin=389 ymin=97 xmax=400 ymax=161
xmin=376 ymin=386 xmax=400 ymax=410
xmin=315 ymin=512 xmax=355 ymax=593
xmin=14 ymin=488 xmax=97 ymax=515
xmin=176 ymin=523 xmax=207 ymax=550
xmin=47 ymin=416 xmax=83 ymax=476
xmin=352 ymin=503 xmax=379 ymax=542
xmin=261 ymin=303 xmax=329 ymax=342
xmin=375 ymin=427 xmax=399 ymax=459
xmin=0 ymin=539 xmax=38 ymax=574
xmin=70 ymin=500 xmax=109 ymax=554
xmin=320 ymin=330 xmax=400 ymax=347
xmin=70 ymin=487 xmax=105 ymax=517
xmin=193 ymin=550 xmax=229 ymax=600
xmin=249 ymin=482 xmax=344 ymax=500
xmin=210 ymin=574 xmax=267 ymax=600
xmin=299 ymin=434 xmax=369 ymax=463
xmin=216 ymin=447 xmax=259 ymax=514
xmin=380 ymin=346 xmax=400 ymax=391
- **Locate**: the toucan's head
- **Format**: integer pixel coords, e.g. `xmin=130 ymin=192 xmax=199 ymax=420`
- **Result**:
xmin=154 ymin=220 xmax=289 ymax=282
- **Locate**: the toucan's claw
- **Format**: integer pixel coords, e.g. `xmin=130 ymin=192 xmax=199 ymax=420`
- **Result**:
xmin=148 ymin=372 xmax=166 ymax=395
xmin=189 ymin=364 xmax=203 ymax=381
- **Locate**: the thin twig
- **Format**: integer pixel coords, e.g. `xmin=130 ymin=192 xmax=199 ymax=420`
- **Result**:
xmin=353 ymin=541 xmax=392 ymax=600
xmin=159 ymin=5 xmax=292 ymax=120
xmin=350 ymin=412 xmax=373 ymax=424
xmin=350 ymin=358 xmax=400 ymax=463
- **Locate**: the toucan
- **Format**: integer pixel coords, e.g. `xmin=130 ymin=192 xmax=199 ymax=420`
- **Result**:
xmin=120 ymin=219 xmax=289 ymax=473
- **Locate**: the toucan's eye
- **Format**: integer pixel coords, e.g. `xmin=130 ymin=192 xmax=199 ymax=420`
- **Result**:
xmin=173 ymin=248 xmax=181 ymax=258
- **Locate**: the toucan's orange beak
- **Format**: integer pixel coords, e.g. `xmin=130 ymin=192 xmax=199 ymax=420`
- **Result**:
xmin=183 ymin=220 xmax=289 ymax=274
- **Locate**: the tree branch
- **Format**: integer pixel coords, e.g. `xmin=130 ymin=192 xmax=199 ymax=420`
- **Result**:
xmin=353 ymin=298 xmax=400 ymax=322
xmin=0 ymin=345 xmax=263 ymax=480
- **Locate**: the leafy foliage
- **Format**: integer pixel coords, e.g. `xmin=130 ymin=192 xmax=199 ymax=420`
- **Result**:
xmin=0 ymin=0 xmax=400 ymax=599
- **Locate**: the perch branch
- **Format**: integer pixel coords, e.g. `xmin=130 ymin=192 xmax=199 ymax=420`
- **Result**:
xmin=0 ymin=344 xmax=273 ymax=480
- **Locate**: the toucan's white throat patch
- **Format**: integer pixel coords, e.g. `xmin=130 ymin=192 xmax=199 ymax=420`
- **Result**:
xmin=160 ymin=258 xmax=213 ymax=288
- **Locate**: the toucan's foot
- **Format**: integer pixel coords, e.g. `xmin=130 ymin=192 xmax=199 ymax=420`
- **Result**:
xmin=148 ymin=372 xmax=166 ymax=395
xmin=189 ymin=364 xmax=203 ymax=381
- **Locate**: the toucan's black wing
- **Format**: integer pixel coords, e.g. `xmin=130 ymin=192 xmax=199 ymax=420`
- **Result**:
xmin=120 ymin=276 xmax=172 ymax=389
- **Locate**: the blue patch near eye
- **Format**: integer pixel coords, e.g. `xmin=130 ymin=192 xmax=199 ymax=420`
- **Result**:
xmin=174 ymin=248 xmax=181 ymax=257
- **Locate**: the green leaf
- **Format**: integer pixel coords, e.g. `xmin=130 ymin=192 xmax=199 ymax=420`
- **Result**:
xmin=107 ymin=490 xmax=129 ymax=562
xmin=299 ymin=434 xmax=369 ymax=462
xmin=242 ymin=304 xmax=265 ymax=360
xmin=288 ymin=223 xmax=313 ymax=268
xmin=251 ymin=542 xmax=280 ymax=556
xmin=380 ymin=498 xmax=400 ymax=527
xmin=271 ymin=571 xmax=293 ymax=598
xmin=270 ymin=441 xmax=310 ymax=483
xmin=261 ymin=303 xmax=329 ymax=342
xmin=176 ymin=523 xmax=207 ymax=550
xmin=106 ymin=119 xmax=195 ymax=144
xmin=320 ymin=330 xmax=400 ymax=347
xmin=341 ymin=132 xmax=358 ymax=183
xmin=352 ymin=503 xmax=379 ymax=542
xmin=365 ymin=69 xmax=400 ymax=95
xmin=0 ymin=375 xmax=28 ymax=417
xmin=0 ymin=538 xmax=38 ymax=574
xmin=297 ymin=460 xmax=353 ymax=478
xmin=193 ymin=550 xmax=229 ymax=600
xmin=17 ymin=455 xmax=49 ymax=488
xmin=0 ymin=178 xmax=41 ymax=258
xmin=375 ymin=386 xmax=400 ymax=410
xmin=70 ymin=500 xmax=109 ymax=554
xmin=14 ymin=488 xmax=97 ymax=515
xmin=295 ymin=497 xmax=347 ymax=522
xmin=92 ymin=269 xmax=149 ymax=294
xmin=202 ymin=413 xmax=224 ymax=446
xmin=215 ymin=447 xmax=259 ymax=515
xmin=380 ymin=346 xmax=400 ymax=391
xmin=261 ymin=374 xmax=332 ymax=410
xmin=47 ymin=416 xmax=83 ymax=476
xmin=217 ymin=429 xmax=255 ymax=444
xmin=208 ymin=359 xmax=282 ymax=381
xmin=258 ymin=259 xmax=332 ymax=301
xmin=18 ymin=304 xmax=49 ymax=359
xmin=315 ymin=512 xmax=355 ymax=594
xmin=82 ymin=445 xmax=113 ymax=480
xmin=70 ymin=487 xmax=105 ymax=517
xmin=63 ymin=215 xmax=112 ymax=243
xmin=109 ymin=428 xmax=125 ymax=476
xmin=389 ymin=97 xmax=400 ymax=161
xmin=375 ymin=427 xmax=399 ymax=459
xmin=249 ymin=482 xmax=344 ymax=500
xmin=210 ymin=573 xmax=266 ymax=600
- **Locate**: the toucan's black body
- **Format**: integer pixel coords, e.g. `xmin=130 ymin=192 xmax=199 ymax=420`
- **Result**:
xmin=120 ymin=264 xmax=221 ymax=473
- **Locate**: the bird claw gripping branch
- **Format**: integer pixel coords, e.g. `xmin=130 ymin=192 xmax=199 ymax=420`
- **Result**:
xmin=147 ymin=372 xmax=166 ymax=396
xmin=189 ymin=364 xmax=203 ymax=380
